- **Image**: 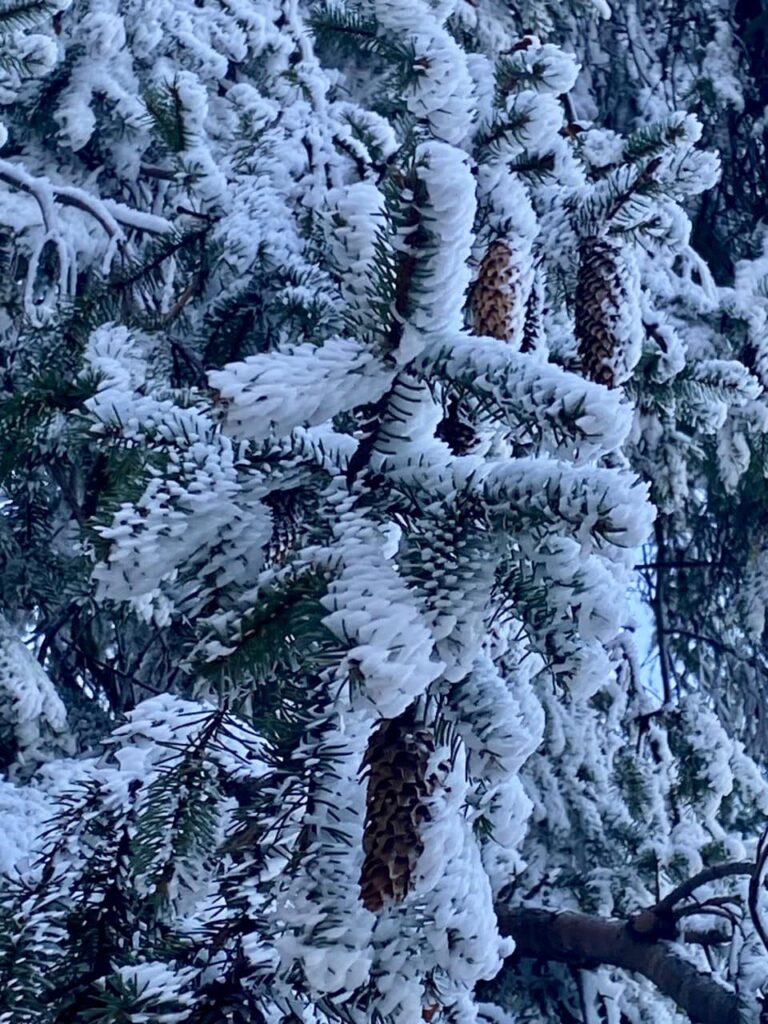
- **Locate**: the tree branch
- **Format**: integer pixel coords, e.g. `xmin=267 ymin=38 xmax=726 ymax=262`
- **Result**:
xmin=652 ymin=517 xmax=673 ymax=704
xmin=653 ymin=861 xmax=753 ymax=916
xmin=0 ymin=160 xmax=171 ymax=237
xmin=662 ymin=628 xmax=768 ymax=679
xmin=496 ymin=906 xmax=743 ymax=1024
xmin=634 ymin=560 xmax=719 ymax=570
xmin=749 ymin=827 xmax=768 ymax=958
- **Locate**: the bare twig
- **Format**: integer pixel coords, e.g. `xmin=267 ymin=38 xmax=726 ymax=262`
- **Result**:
xmin=672 ymin=894 xmax=741 ymax=916
xmin=662 ymin=628 xmax=768 ymax=679
xmin=161 ymin=274 xmax=202 ymax=325
xmin=749 ymin=826 xmax=768 ymax=957
xmin=634 ymin=560 xmax=720 ymax=570
xmin=681 ymin=925 xmax=731 ymax=947
xmin=654 ymin=861 xmax=754 ymax=916
xmin=140 ymin=163 xmax=180 ymax=182
xmin=652 ymin=517 xmax=673 ymax=703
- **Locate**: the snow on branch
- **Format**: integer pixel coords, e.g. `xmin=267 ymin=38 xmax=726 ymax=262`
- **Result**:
xmin=209 ymin=337 xmax=394 ymax=440
xmin=422 ymin=334 xmax=634 ymax=460
xmin=0 ymin=158 xmax=172 ymax=322
xmin=0 ymin=159 xmax=172 ymax=238
xmin=478 ymin=458 xmax=654 ymax=555
xmin=496 ymin=905 xmax=741 ymax=1024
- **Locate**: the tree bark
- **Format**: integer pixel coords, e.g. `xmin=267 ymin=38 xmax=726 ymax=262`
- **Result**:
xmin=496 ymin=906 xmax=744 ymax=1024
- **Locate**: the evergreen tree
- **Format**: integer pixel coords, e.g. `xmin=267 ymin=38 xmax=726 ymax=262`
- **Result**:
xmin=537 ymin=0 xmax=768 ymax=759
xmin=0 ymin=1 xmax=767 ymax=1023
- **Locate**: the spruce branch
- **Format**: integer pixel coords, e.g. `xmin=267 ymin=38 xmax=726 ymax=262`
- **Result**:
xmin=0 ymin=160 xmax=172 ymax=239
xmin=309 ymin=5 xmax=419 ymax=73
xmin=572 ymin=157 xmax=663 ymax=237
xmin=0 ymin=0 xmax=60 ymax=31
xmin=622 ymin=116 xmax=694 ymax=165
xmin=143 ymin=79 xmax=193 ymax=154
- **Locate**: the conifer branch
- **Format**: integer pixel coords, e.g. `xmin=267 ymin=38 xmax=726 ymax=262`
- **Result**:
xmin=652 ymin=518 xmax=674 ymax=704
xmin=652 ymin=861 xmax=754 ymax=917
xmin=0 ymin=160 xmax=172 ymax=237
xmin=496 ymin=905 xmax=744 ymax=1024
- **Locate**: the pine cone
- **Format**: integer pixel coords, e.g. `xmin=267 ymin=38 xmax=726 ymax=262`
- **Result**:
xmin=264 ymin=488 xmax=302 ymax=565
xmin=436 ymin=395 xmax=477 ymax=455
xmin=575 ymin=236 xmax=641 ymax=388
xmin=520 ymin=269 xmax=546 ymax=355
xmin=359 ymin=713 xmax=437 ymax=912
xmin=472 ymin=240 xmax=524 ymax=344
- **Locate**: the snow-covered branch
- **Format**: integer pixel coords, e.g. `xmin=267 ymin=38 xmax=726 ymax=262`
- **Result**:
xmin=496 ymin=905 xmax=743 ymax=1024
xmin=0 ymin=160 xmax=172 ymax=238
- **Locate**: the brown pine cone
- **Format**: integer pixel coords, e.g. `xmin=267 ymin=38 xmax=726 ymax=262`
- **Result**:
xmin=472 ymin=240 xmax=524 ymax=344
xmin=359 ymin=713 xmax=437 ymax=912
xmin=575 ymin=236 xmax=641 ymax=388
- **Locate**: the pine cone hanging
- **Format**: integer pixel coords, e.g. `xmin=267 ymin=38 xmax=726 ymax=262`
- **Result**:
xmin=575 ymin=236 xmax=642 ymax=388
xmin=472 ymin=240 xmax=525 ymax=344
xmin=264 ymin=488 xmax=302 ymax=566
xmin=435 ymin=395 xmax=477 ymax=455
xmin=520 ymin=269 xmax=546 ymax=355
xmin=359 ymin=713 xmax=437 ymax=912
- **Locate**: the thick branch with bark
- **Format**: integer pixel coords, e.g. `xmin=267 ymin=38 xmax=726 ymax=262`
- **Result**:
xmin=495 ymin=906 xmax=745 ymax=1024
